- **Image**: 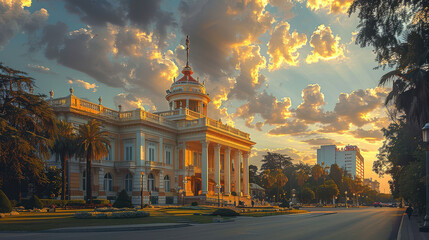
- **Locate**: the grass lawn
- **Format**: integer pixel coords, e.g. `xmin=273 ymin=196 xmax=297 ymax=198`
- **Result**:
xmin=0 ymin=207 xmax=307 ymax=231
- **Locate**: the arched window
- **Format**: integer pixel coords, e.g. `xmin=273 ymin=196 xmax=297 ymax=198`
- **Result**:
xmin=164 ymin=175 xmax=170 ymax=192
xmin=125 ymin=173 xmax=133 ymax=192
xmin=82 ymin=170 xmax=86 ymax=191
xmin=148 ymin=173 xmax=154 ymax=191
xmin=104 ymin=173 xmax=113 ymax=192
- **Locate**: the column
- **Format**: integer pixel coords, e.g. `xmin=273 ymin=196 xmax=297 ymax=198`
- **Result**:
xmin=243 ymin=151 xmax=249 ymax=196
xmin=159 ymin=138 xmax=163 ymax=163
xmin=132 ymin=171 xmax=143 ymax=205
xmin=234 ymin=150 xmax=241 ymax=195
xmin=186 ymin=98 xmax=189 ymax=109
xmin=201 ymin=140 xmax=209 ymax=195
xmin=142 ymin=173 xmax=149 ymax=204
xmin=98 ymin=168 xmax=104 ymax=197
xmin=214 ymin=144 xmax=220 ymax=186
xmin=136 ymin=131 xmax=145 ymax=166
xmin=224 ymin=147 xmax=231 ymax=195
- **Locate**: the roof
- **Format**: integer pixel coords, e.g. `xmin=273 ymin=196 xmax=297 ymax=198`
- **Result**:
xmin=176 ymin=66 xmax=198 ymax=83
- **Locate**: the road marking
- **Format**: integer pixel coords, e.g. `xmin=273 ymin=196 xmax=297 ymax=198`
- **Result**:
xmin=397 ymin=213 xmax=404 ymax=240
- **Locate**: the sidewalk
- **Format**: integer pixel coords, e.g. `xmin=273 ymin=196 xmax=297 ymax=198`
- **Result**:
xmin=398 ymin=214 xmax=429 ymax=240
xmin=42 ymin=223 xmax=191 ymax=233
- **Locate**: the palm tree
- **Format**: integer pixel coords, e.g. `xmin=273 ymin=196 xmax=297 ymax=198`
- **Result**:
xmin=311 ymin=164 xmax=323 ymax=181
xmin=51 ymin=120 xmax=76 ymax=200
xmin=77 ymin=119 xmax=110 ymax=204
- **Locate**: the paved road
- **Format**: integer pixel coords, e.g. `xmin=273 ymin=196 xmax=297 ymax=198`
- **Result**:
xmin=1 ymin=207 xmax=403 ymax=240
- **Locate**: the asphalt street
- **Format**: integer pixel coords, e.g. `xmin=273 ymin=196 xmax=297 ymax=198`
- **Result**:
xmin=0 ymin=207 xmax=403 ymax=240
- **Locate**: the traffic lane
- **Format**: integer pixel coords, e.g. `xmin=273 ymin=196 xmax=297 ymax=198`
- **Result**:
xmin=0 ymin=208 xmax=403 ymax=240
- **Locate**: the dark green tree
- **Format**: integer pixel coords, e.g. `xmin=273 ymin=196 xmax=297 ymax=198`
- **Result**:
xmin=301 ymin=187 xmax=315 ymax=204
xmin=113 ymin=190 xmax=133 ymax=208
xmin=0 ymin=63 xmax=56 ymax=200
xmin=36 ymin=167 xmax=62 ymax=199
xmin=0 ymin=190 xmax=12 ymax=213
xmin=51 ymin=120 xmax=76 ymax=200
xmin=77 ymin=119 xmax=110 ymax=203
xmin=260 ymin=152 xmax=292 ymax=171
xmin=249 ymin=165 xmax=258 ymax=183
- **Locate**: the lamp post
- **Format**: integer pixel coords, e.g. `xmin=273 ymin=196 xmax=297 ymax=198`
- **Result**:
xmin=345 ymin=191 xmax=348 ymax=208
xmin=141 ymin=174 xmax=144 ymax=209
xmin=420 ymin=123 xmax=429 ymax=232
xmin=216 ymin=184 xmax=221 ymax=207
xmin=182 ymin=178 xmax=188 ymax=206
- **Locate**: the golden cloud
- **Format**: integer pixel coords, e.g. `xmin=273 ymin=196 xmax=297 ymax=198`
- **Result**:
xmin=306 ymin=0 xmax=353 ymax=14
xmin=67 ymin=78 xmax=98 ymax=92
xmin=267 ymin=21 xmax=307 ymax=70
xmin=306 ymin=24 xmax=345 ymax=64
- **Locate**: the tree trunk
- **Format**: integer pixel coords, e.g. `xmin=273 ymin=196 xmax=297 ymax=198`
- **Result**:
xmin=86 ymin=150 xmax=92 ymax=204
xmin=61 ymin=153 xmax=66 ymax=200
xmin=66 ymin=156 xmax=70 ymax=200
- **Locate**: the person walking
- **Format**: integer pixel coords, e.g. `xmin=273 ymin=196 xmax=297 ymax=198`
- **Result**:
xmin=406 ymin=205 xmax=414 ymax=220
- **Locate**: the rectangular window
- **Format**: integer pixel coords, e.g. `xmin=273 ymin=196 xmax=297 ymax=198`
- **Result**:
xmin=124 ymin=139 xmax=134 ymax=161
xmin=147 ymin=141 xmax=157 ymax=162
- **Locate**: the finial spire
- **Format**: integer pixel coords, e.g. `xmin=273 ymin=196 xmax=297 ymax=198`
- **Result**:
xmin=186 ymin=35 xmax=190 ymax=67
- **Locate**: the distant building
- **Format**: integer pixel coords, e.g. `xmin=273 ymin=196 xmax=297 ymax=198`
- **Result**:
xmin=249 ymin=183 xmax=265 ymax=200
xmin=363 ymin=178 xmax=380 ymax=193
xmin=316 ymin=145 xmax=364 ymax=179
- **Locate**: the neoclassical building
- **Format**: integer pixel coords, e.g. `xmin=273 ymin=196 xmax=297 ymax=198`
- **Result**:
xmin=48 ymin=40 xmax=255 ymax=205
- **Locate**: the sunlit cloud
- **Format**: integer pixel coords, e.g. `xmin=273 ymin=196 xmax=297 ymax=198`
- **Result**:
xmin=27 ymin=64 xmax=56 ymax=75
xmin=306 ymin=0 xmax=353 ymax=14
xmin=306 ymin=24 xmax=345 ymax=64
xmin=267 ymin=21 xmax=307 ymax=70
xmin=67 ymin=78 xmax=99 ymax=92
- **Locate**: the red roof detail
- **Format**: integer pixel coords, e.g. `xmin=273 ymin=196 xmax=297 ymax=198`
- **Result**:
xmin=176 ymin=68 xmax=198 ymax=83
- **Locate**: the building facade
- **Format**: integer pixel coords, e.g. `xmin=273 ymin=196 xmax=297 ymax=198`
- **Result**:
xmin=316 ymin=145 xmax=364 ymax=179
xmin=47 ymin=47 xmax=255 ymax=205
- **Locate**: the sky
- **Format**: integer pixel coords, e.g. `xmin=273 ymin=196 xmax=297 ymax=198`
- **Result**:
xmin=0 ymin=0 xmax=393 ymax=193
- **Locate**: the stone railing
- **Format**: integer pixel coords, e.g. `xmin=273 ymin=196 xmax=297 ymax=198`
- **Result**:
xmin=49 ymin=95 xmax=176 ymax=128
xmin=156 ymin=108 xmax=204 ymax=119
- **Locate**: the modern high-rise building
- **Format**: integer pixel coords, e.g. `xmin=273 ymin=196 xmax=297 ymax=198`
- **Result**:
xmin=316 ymin=145 xmax=364 ymax=179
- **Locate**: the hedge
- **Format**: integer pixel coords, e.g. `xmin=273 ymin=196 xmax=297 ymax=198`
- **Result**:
xmin=93 ymin=199 xmax=110 ymax=205
xmin=212 ymin=208 xmax=239 ymax=216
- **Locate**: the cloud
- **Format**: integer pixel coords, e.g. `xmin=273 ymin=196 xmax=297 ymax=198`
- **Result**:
xmin=63 ymin=0 xmax=176 ymax=47
xmin=113 ymin=92 xmax=156 ymax=111
xmin=349 ymin=128 xmax=384 ymax=143
xmin=0 ymin=0 xmax=48 ymax=48
xmin=268 ymin=119 xmax=309 ymax=135
xmin=234 ymin=91 xmax=292 ymax=127
xmin=295 ymin=84 xmax=326 ymax=123
xmin=27 ymin=64 xmax=56 ymax=75
xmin=306 ymin=25 xmax=345 ymax=64
xmin=306 ymin=0 xmax=353 ymax=14
xmin=67 ymin=77 xmax=99 ymax=92
xmin=267 ymin=21 xmax=307 ymax=70
xmin=301 ymin=137 xmax=341 ymax=145
xmin=269 ymin=0 xmax=295 ymax=18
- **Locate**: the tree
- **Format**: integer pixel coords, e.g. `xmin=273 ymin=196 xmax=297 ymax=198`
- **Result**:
xmin=311 ymin=164 xmax=323 ymax=181
xmin=301 ymin=188 xmax=315 ymax=204
xmin=263 ymin=169 xmax=288 ymax=202
xmin=296 ymin=169 xmax=309 ymax=187
xmin=0 ymin=190 xmax=12 ymax=213
xmin=260 ymin=152 xmax=292 ymax=171
xmin=36 ymin=166 xmax=62 ymax=199
xmin=329 ymin=164 xmax=343 ymax=187
xmin=51 ymin=120 xmax=76 ymax=200
xmin=77 ymin=119 xmax=110 ymax=204
xmin=249 ymin=165 xmax=258 ymax=183
xmin=0 ymin=63 xmax=56 ymax=200
xmin=317 ymin=180 xmax=339 ymax=204
xmin=113 ymin=190 xmax=133 ymax=208
xmin=349 ymin=0 xmax=429 ymax=128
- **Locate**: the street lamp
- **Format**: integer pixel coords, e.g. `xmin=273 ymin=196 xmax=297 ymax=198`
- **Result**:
xmin=182 ymin=178 xmax=188 ymax=206
xmin=216 ymin=185 xmax=221 ymax=207
xmin=345 ymin=191 xmax=348 ymax=208
xmin=420 ymin=123 xmax=429 ymax=232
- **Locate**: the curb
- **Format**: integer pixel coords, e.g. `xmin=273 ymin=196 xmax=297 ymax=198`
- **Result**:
xmin=397 ymin=213 xmax=405 ymax=240
xmin=42 ymin=223 xmax=191 ymax=233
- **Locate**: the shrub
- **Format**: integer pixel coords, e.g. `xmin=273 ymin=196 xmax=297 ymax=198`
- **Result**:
xmin=279 ymin=201 xmax=289 ymax=208
xmin=93 ymin=199 xmax=110 ymax=205
xmin=212 ymin=208 xmax=239 ymax=217
xmin=67 ymin=200 xmax=86 ymax=206
xmin=40 ymin=199 xmax=67 ymax=208
xmin=191 ymin=201 xmax=198 ymax=206
xmin=113 ymin=190 xmax=133 ymax=208
xmin=25 ymin=195 xmax=43 ymax=209
xmin=0 ymin=190 xmax=12 ymax=213
xmin=231 ymin=192 xmax=237 ymax=196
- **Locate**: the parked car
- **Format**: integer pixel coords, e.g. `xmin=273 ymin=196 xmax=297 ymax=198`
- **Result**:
xmin=373 ymin=202 xmax=382 ymax=207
